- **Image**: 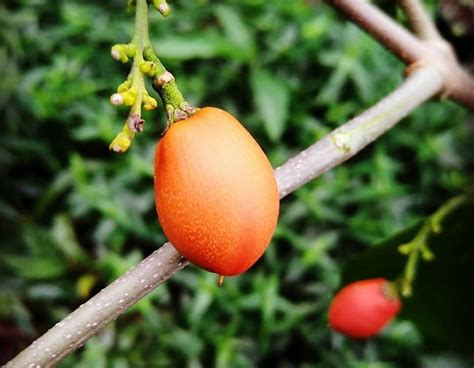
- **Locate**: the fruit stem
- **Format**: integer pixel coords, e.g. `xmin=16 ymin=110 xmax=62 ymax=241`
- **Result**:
xmin=149 ymin=59 xmax=197 ymax=130
xmin=218 ymin=275 xmax=225 ymax=287
xmin=397 ymin=192 xmax=472 ymax=297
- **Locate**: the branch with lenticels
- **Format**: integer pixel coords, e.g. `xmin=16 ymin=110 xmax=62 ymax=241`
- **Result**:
xmin=327 ymin=0 xmax=474 ymax=108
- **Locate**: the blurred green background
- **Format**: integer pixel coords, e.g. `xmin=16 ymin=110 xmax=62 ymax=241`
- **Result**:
xmin=1 ymin=0 xmax=473 ymax=367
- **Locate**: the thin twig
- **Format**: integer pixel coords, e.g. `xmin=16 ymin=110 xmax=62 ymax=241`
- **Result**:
xmin=6 ymin=66 xmax=444 ymax=368
xmin=398 ymin=0 xmax=442 ymax=41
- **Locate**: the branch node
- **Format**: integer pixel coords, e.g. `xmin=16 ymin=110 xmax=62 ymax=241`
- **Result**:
xmin=152 ymin=0 xmax=170 ymax=17
xmin=331 ymin=131 xmax=352 ymax=153
xmin=398 ymin=0 xmax=442 ymax=41
xmin=154 ymin=71 xmax=175 ymax=88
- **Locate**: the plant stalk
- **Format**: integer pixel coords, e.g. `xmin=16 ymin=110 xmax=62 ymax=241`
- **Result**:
xmin=327 ymin=0 xmax=474 ymax=109
xmin=398 ymin=0 xmax=442 ymax=41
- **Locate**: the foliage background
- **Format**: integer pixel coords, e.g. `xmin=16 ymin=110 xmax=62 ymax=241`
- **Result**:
xmin=1 ymin=0 xmax=473 ymax=367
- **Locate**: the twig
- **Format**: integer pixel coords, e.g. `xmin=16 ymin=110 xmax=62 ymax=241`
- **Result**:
xmin=6 ymin=66 xmax=444 ymax=368
xmin=6 ymin=243 xmax=188 ymax=368
xmin=275 ymin=66 xmax=443 ymax=196
xmin=327 ymin=0 xmax=474 ymax=109
xmin=397 ymin=193 xmax=472 ymax=296
xmin=398 ymin=0 xmax=442 ymax=41
xmin=328 ymin=0 xmax=427 ymax=64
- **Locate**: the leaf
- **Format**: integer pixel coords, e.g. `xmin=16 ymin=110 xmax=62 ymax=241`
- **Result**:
xmin=214 ymin=5 xmax=255 ymax=62
xmin=77 ymin=274 xmax=98 ymax=299
xmin=153 ymin=33 xmax=232 ymax=60
xmin=250 ymin=69 xmax=290 ymax=142
xmin=52 ymin=214 xmax=88 ymax=263
xmin=4 ymin=256 xmax=67 ymax=280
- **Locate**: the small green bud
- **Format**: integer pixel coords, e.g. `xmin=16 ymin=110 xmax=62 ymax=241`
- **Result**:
xmin=398 ymin=243 xmax=412 ymax=255
xmin=139 ymin=61 xmax=156 ymax=76
xmin=124 ymin=43 xmax=136 ymax=57
xmin=421 ymin=246 xmax=434 ymax=261
xmin=153 ymin=0 xmax=170 ymax=17
xmin=111 ymin=45 xmax=129 ymax=63
xmin=431 ymin=221 xmax=442 ymax=234
xmin=111 ymin=44 xmax=136 ymax=63
xmin=117 ymin=80 xmax=131 ymax=93
xmin=143 ymin=95 xmax=158 ymax=111
xmin=122 ymin=90 xmax=137 ymax=106
xmin=110 ymin=91 xmax=136 ymax=106
xmin=110 ymin=93 xmax=124 ymax=105
xmin=111 ymin=48 xmax=122 ymax=61
xmin=109 ymin=132 xmax=132 ymax=153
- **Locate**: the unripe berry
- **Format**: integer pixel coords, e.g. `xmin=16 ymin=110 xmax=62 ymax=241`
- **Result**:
xmin=328 ymin=278 xmax=401 ymax=338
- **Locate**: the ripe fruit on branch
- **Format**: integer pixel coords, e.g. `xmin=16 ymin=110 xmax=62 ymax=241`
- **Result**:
xmin=328 ymin=278 xmax=401 ymax=338
xmin=154 ymin=107 xmax=279 ymax=278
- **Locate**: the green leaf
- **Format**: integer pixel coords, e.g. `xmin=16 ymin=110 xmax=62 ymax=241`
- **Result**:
xmin=250 ymin=69 xmax=290 ymax=142
xmin=52 ymin=214 xmax=88 ymax=263
xmin=4 ymin=256 xmax=67 ymax=280
xmin=214 ymin=5 xmax=255 ymax=62
xmin=153 ymin=33 xmax=231 ymax=60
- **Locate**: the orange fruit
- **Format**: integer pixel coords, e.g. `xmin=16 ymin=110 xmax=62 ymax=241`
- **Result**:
xmin=154 ymin=107 xmax=279 ymax=276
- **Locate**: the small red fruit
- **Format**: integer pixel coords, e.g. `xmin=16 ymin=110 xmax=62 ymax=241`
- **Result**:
xmin=154 ymin=107 xmax=279 ymax=277
xmin=328 ymin=278 xmax=401 ymax=338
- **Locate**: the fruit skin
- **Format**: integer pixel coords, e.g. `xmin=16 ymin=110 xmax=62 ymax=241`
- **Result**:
xmin=154 ymin=107 xmax=279 ymax=276
xmin=328 ymin=278 xmax=401 ymax=338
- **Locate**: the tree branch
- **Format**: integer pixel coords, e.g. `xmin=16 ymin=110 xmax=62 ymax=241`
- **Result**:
xmin=327 ymin=0 xmax=474 ymax=109
xmin=327 ymin=0 xmax=427 ymax=64
xmin=275 ymin=66 xmax=443 ymax=196
xmin=7 ymin=243 xmax=188 ymax=367
xmin=398 ymin=0 xmax=442 ymax=41
xmin=6 ymin=66 xmax=444 ymax=368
